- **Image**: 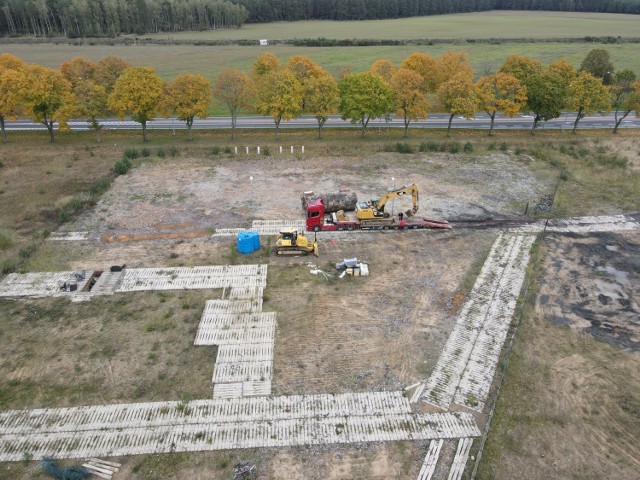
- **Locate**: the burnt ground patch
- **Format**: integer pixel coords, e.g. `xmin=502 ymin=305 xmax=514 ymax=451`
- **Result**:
xmin=538 ymin=232 xmax=640 ymax=352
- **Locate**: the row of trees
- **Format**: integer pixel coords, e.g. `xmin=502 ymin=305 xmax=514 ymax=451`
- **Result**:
xmin=0 ymin=0 xmax=248 ymax=37
xmin=1 ymin=0 xmax=638 ymax=36
xmin=1 ymin=49 xmax=639 ymax=144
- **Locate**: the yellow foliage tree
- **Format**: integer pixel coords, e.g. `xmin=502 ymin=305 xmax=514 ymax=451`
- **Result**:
xmin=568 ymin=71 xmax=611 ymax=133
xmin=285 ymin=55 xmax=326 ymax=111
xmin=390 ymin=68 xmax=430 ymax=137
xmin=255 ymin=69 xmax=303 ymax=139
xmin=94 ymin=56 xmax=131 ymax=92
xmin=0 ymin=53 xmax=26 ymax=143
xmin=166 ymin=73 xmax=212 ymax=141
xmin=108 ymin=66 xmax=165 ymax=142
xmin=401 ymin=52 xmax=438 ymax=92
xmin=251 ymin=52 xmax=280 ymax=79
xmin=547 ymin=58 xmax=576 ymax=85
xmin=437 ymin=51 xmax=473 ymax=87
xmin=370 ymin=59 xmax=397 ymax=83
xmin=21 ymin=65 xmax=75 ymax=143
xmin=60 ymin=57 xmax=97 ymax=88
xmin=306 ymin=73 xmax=339 ymax=139
xmin=499 ymin=54 xmax=543 ymax=85
xmin=74 ymin=80 xmax=109 ymax=143
xmin=214 ymin=69 xmax=255 ymax=140
xmin=437 ymin=75 xmax=477 ymax=137
xmin=475 ymin=72 xmax=527 ymax=136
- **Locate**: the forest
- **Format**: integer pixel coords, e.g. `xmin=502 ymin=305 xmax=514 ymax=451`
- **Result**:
xmin=0 ymin=0 xmax=639 ymax=38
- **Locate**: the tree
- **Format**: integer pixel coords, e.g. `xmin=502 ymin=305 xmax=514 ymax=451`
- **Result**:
xmin=254 ymin=69 xmax=303 ymax=139
xmin=401 ymin=52 xmax=438 ymax=92
xmin=94 ymin=56 xmax=131 ymax=92
xmin=499 ymin=54 xmax=543 ymax=85
xmin=285 ymin=55 xmax=326 ymax=110
xmin=251 ymin=52 xmax=280 ymax=79
xmin=437 ymin=75 xmax=477 ymax=137
xmin=0 ymin=53 xmax=26 ymax=143
xmin=580 ymin=49 xmax=615 ymax=85
xmin=108 ymin=66 xmax=165 ymax=142
xmin=306 ymin=73 xmax=339 ymax=139
xmin=436 ymin=51 xmax=473 ymax=86
xmin=166 ymin=74 xmax=212 ymax=141
xmin=475 ymin=73 xmax=526 ymax=136
xmin=547 ymin=58 xmax=576 ymax=85
xmin=568 ymin=71 xmax=611 ymax=134
xmin=73 ymin=80 xmax=109 ymax=143
xmin=213 ymin=69 xmax=255 ymax=140
xmin=60 ymin=57 xmax=96 ymax=87
xmin=339 ymin=71 xmax=394 ymax=137
xmin=370 ymin=59 xmax=396 ymax=83
xmin=21 ymin=65 xmax=75 ymax=143
xmin=611 ymin=70 xmax=639 ymax=134
xmin=390 ymin=68 xmax=430 ymax=137
xmin=524 ymin=70 xmax=568 ymax=134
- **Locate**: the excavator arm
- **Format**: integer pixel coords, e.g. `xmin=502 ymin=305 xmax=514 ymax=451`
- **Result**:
xmin=375 ymin=183 xmax=419 ymax=215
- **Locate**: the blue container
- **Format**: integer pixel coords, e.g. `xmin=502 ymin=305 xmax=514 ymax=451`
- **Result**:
xmin=237 ymin=231 xmax=260 ymax=254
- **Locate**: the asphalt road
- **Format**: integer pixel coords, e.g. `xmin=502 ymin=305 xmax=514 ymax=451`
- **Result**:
xmin=4 ymin=112 xmax=639 ymax=133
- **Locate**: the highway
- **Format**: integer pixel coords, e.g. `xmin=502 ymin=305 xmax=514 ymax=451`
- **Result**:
xmin=4 ymin=112 xmax=639 ymax=133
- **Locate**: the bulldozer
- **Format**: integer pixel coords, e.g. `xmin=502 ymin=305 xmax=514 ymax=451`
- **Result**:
xmin=275 ymin=228 xmax=319 ymax=256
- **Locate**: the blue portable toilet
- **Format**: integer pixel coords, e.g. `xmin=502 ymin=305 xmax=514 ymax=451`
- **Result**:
xmin=237 ymin=231 xmax=260 ymax=254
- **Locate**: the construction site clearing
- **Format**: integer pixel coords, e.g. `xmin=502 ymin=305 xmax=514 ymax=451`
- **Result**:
xmin=0 ymin=151 xmax=639 ymax=480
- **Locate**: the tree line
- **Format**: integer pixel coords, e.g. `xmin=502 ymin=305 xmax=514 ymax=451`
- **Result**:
xmin=0 ymin=0 xmax=248 ymax=38
xmin=0 ymin=0 xmax=638 ymax=37
xmin=0 ymin=48 xmax=638 ymax=144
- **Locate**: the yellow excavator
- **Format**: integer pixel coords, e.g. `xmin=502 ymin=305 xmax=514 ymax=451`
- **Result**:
xmin=275 ymin=228 xmax=319 ymax=256
xmin=355 ymin=183 xmax=419 ymax=221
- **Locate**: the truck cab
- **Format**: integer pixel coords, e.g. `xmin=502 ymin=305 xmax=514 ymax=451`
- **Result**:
xmin=306 ymin=198 xmax=326 ymax=231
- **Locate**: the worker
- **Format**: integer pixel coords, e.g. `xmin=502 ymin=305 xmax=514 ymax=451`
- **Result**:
xmin=398 ymin=212 xmax=404 ymax=221
xmin=398 ymin=212 xmax=405 ymax=228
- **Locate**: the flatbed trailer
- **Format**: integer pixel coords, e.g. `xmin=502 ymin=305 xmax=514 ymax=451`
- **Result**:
xmin=306 ymin=198 xmax=451 ymax=232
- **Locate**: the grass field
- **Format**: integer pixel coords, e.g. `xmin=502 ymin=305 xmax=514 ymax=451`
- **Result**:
xmin=137 ymin=11 xmax=640 ymax=41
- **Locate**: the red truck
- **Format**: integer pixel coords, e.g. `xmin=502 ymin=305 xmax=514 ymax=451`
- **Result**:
xmin=305 ymin=193 xmax=451 ymax=232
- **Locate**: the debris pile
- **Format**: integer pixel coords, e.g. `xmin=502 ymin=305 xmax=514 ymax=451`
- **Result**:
xmin=301 ymin=191 xmax=358 ymax=213
xmin=336 ymin=258 xmax=369 ymax=277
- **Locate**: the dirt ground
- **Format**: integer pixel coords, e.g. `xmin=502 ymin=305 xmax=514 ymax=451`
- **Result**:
xmin=6 ymin=149 xmax=637 ymax=480
xmin=479 ymin=231 xmax=640 ymax=480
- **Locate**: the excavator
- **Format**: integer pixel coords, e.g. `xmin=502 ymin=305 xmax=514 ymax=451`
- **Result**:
xmin=275 ymin=228 xmax=319 ymax=256
xmin=306 ymin=183 xmax=450 ymax=231
xmin=355 ymin=183 xmax=419 ymax=221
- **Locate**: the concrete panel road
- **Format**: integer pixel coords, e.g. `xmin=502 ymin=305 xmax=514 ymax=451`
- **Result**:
xmin=5 ymin=112 xmax=639 ymax=133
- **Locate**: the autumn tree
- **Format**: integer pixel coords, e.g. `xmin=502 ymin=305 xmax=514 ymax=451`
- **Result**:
xmin=74 ymin=81 xmax=109 ymax=142
xmin=524 ymin=70 xmax=568 ymax=134
xmin=568 ymin=71 xmax=611 ymax=134
xmin=60 ymin=57 xmax=97 ymax=87
xmin=580 ymin=49 xmax=614 ymax=85
xmin=475 ymin=72 xmax=526 ymax=136
xmin=499 ymin=54 xmax=543 ymax=85
xmin=94 ymin=56 xmax=131 ymax=92
xmin=401 ymin=52 xmax=438 ymax=92
xmin=370 ymin=59 xmax=396 ymax=83
xmin=0 ymin=53 xmax=26 ymax=143
xmin=339 ymin=71 xmax=394 ymax=137
xmin=611 ymin=70 xmax=639 ymax=133
xmin=285 ymin=55 xmax=326 ymax=111
xmin=213 ymin=69 xmax=255 ymax=139
xmin=547 ymin=59 xmax=576 ymax=85
xmin=390 ymin=68 xmax=430 ymax=137
xmin=437 ymin=75 xmax=477 ymax=137
xmin=436 ymin=51 xmax=473 ymax=86
xmin=21 ymin=65 xmax=75 ymax=143
xmin=306 ymin=73 xmax=339 ymax=139
xmin=254 ymin=69 xmax=303 ymax=139
xmin=108 ymin=66 xmax=165 ymax=141
xmin=251 ymin=52 xmax=280 ymax=79
xmin=166 ymin=74 xmax=212 ymax=141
